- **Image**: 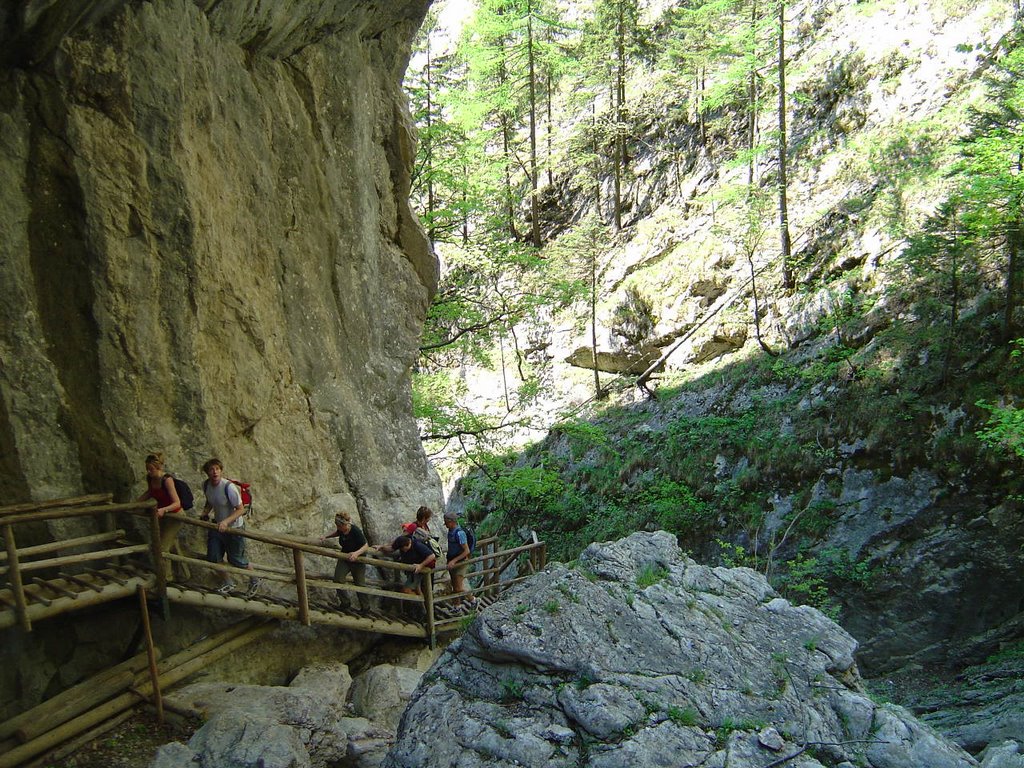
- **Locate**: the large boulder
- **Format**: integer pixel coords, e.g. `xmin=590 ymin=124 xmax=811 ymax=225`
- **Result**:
xmin=384 ymin=532 xmax=978 ymax=768
xmin=154 ymin=661 xmax=390 ymax=768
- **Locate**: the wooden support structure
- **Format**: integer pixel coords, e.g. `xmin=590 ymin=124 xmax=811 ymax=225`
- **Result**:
xmin=0 ymin=494 xmax=113 ymax=516
xmin=17 ymin=544 xmax=148 ymax=574
xmin=293 ymin=549 xmax=310 ymax=626
xmin=0 ymin=492 xmax=547 ymax=648
xmin=0 ymin=621 xmax=273 ymax=768
xmin=0 ymin=529 xmax=126 ymax=565
xmin=423 ymin=572 xmax=436 ymax=649
xmin=136 ymin=586 xmax=164 ymax=726
xmin=0 ymin=652 xmax=154 ymax=742
xmin=3 ymin=524 xmax=30 ymax=632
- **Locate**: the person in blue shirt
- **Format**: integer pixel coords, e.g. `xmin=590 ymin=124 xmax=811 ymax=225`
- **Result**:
xmin=444 ymin=512 xmax=476 ymax=609
xmin=390 ymin=534 xmax=436 ymax=595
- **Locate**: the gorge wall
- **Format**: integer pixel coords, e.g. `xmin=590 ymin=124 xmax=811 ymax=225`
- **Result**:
xmin=0 ymin=0 xmax=442 ymax=542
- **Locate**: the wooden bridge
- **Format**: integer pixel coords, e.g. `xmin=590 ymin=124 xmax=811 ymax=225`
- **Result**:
xmin=0 ymin=494 xmax=547 ymax=643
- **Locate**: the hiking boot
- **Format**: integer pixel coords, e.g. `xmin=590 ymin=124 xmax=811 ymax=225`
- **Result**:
xmin=216 ymin=582 xmax=235 ymax=595
xmin=245 ymin=578 xmax=263 ymax=598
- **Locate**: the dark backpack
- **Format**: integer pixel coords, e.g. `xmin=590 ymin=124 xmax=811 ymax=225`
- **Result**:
xmin=166 ymin=474 xmax=194 ymax=511
xmin=463 ymin=524 xmax=477 ymax=554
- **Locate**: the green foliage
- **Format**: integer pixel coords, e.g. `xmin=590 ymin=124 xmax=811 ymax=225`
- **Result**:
xmin=501 ymin=677 xmax=525 ymax=700
xmin=543 ymin=599 xmax=562 ymax=614
xmin=976 ymin=340 xmax=1024 ymax=461
xmin=610 ymin=286 xmax=658 ymax=349
xmin=986 ymin=640 xmax=1024 ymax=664
xmin=667 ymin=705 xmax=699 ymax=727
xmin=636 ymin=564 xmax=669 ymax=588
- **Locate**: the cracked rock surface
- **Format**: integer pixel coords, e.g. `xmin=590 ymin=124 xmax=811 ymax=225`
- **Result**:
xmin=384 ymin=531 xmax=977 ymax=768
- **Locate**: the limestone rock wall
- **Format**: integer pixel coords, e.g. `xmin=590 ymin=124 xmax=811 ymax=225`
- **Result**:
xmin=0 ymin=0 xmax=441 ymax=543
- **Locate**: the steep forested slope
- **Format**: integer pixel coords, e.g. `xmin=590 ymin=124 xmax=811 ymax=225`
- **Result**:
xmin=407 ymin=0 xmax=1024 ymax=718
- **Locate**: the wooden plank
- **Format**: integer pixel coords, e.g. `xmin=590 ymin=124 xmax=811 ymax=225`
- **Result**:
xmin=86 ymin=566 xmax=129 ymax=586
xmin=0 ymin=623 xmax=275 ymax=768
xmin=17 ymin=545 xmax=149 ymax=574
xmin=163 ymin=587 xmax=425 ymax=636
xmin=0 ymin=494 xmax=113 ymax=516
xmin=59 ymin=572 xmax=106 ymax=593
xmin=22 ymin=585 xmax=52 ymax=607
xmin=0 ymin=530 xmax=126 ymax=565
xmin=0 ymin=652 xmax=156 ymax=742
xmin=15 ymin=671 xmax=134 ymax=742
xmin=20 ymin=708 xmax=133 ymax=768
xmin=0 ymin=500 xmax=155 ymax=527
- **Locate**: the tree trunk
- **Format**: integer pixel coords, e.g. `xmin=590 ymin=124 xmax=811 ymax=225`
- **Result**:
xmin=425 ymin=36 xmax=435 ymax=242
xmin=778 ymin=0 xmax=794 ymax=289
xmin=527 ymin=1 xmax=542 ymax=248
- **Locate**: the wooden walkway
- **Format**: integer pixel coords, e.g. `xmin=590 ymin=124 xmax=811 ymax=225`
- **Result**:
xmin=0 ymin=494 xmax=547 ymax=643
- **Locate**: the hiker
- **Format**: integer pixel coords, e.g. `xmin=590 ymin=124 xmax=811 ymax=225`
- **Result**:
xmin=201 ymin=458 xmax=260 ymax=597
xmin=137 ymin=452 xmax=183 ymax=518
xmin=443 ymin=512 xmax=476 ymax=609
xmin=321 ymin=511 xmax=370 ymax=610
xmin=137 ymin=450 xmax=185 ymax=552
xmin=378 ymin=505 xmax=440 ymax=557
xmin=388 ymin=534 xmax=436 ymax=595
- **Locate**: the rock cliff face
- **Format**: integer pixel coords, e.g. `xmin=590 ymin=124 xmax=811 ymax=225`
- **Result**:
xmin=386 ymin=532 xmax=978 ymax=768
xmin=0 ymin=0 xmax=441 ymax=539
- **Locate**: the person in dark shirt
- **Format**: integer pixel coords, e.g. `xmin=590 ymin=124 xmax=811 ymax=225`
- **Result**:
xmin=321 ymin=512 xmax=370 ymax=610
xmin=390 ymin=534 xmax=436 ymax=595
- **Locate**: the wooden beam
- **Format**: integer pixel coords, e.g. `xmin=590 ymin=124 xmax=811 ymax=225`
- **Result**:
xmin=136 ymin=586 xmax=163 ymax=726
xmin=0 ymin=651 xmax=156 ymax=742
xmin=58 ymin=572 xmax=106 ymax=593
xmin=17 ymin=545 xmax=148 ymax=574
xmin=0 ymin=500 xmax=155 ymax=527
xmin=3 ymin=525 xmax=30 ymax=632
xmin=0 ymin=494 xmax=113 ymax=516
xmin=293 ymin=550 xmax=309 ymax=626
xmin=0 ymin=530 xmax=126 ymax=565
xmin=14 ymin=671 xmax=134 ymax=743
xmin=20 ymin=709 xmax=133 ymax=768
xmin=0 ymin=622 xmax=275 ymax=768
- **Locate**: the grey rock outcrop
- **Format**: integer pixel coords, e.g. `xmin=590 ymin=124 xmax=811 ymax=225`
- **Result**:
xmin=154 ymin=661 xmax=392 ymax=768
xmin=0 ymin=0 xmax=440 ymax=537
xmin=384 ymin=532 xmax=978 ymax=768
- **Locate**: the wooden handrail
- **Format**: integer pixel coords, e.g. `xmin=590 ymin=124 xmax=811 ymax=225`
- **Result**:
xmin=0 ymin=494 xmax=114 ymax=517
xmin=1 ymin=500 xmax=155 ymax=526
xmin=0 ymin=530 xmax=127 ymax=565
xmin=0 ymin=494 xmax=547 ymax=641
xmin=16 ymin=545 xmax=148 ymax=574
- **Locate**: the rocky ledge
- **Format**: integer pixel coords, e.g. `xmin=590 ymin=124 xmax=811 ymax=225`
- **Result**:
xmin=385 ymin=531 xmax=984 ymax=768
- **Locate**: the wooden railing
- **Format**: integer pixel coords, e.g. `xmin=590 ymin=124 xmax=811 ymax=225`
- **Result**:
xmin=0 ymin=495 xmax=548 ymax=645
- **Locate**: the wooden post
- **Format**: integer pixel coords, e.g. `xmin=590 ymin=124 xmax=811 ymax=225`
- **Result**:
xmin=3 ymin=525 xmax=30 ymax=633
xmin=423 ymin=571 xmax=436 ymax=649
xmin=293 ymin=549 xmax=310 ymax=626
xmin=148 ymin=509 xmax=168 ymax=620
xmin=540 ymin=542 xmax=547 ymax=569
xmin=136 ymin=586 xmax=163 ymax=726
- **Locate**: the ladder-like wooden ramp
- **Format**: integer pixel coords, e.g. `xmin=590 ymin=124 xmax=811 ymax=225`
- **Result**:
xmin=0 ymin=494 xmax=547 ymax=643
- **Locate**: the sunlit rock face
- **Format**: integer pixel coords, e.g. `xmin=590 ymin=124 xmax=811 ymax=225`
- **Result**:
xmin=0 ymin=0 xmax=441 ymax=541
xmin=385 ymin=532 xmax=978 ymax=768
